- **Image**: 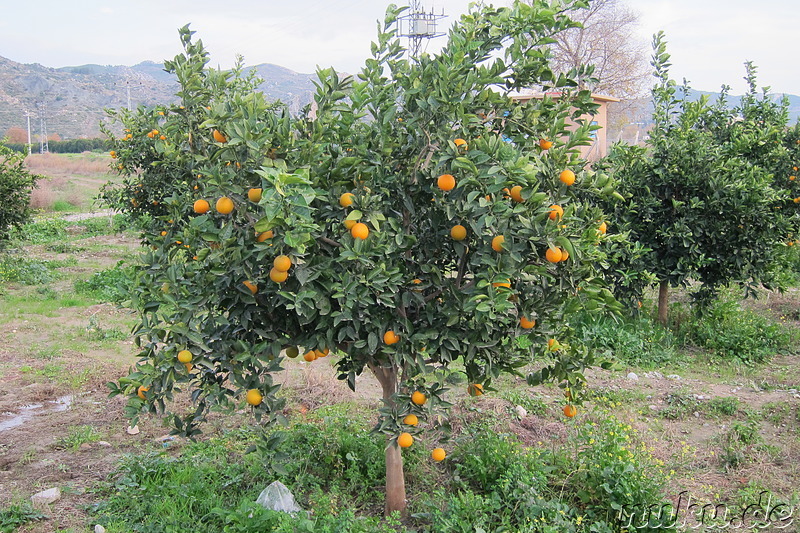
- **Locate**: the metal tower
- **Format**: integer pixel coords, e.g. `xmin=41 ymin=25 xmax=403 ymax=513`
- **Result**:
xmin=397 ymin=1 xmax=446 ymax=59
xmin=37 ymin=101 xmax=49 ymax=154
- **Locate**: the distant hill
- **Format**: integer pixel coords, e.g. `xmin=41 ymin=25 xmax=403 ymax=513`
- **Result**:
xmin=0 ymin=55 xmax=317 ymax=140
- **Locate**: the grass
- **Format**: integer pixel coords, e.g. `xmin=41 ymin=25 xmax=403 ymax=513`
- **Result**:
xmin=55 ymin=425 xmax=103 ymax=451
xmin=0 ymin=504 xmax=46 ymax=533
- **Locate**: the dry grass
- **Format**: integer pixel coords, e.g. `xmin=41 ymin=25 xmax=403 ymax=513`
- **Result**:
xmin=25 ymin=152 xmax=110 ymax=176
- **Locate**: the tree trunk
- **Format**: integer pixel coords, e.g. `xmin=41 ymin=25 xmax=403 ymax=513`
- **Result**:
xmin=368 ymin=363 xmax=406 ymax=516
xmin=657 ymin=279 xmax=669 ymax=326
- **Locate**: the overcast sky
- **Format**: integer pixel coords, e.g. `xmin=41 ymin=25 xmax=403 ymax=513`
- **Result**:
xmin=0 ymin=0 xmax=796 ymax=95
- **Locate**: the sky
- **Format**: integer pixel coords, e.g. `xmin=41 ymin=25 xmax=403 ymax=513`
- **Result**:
xmin=0 ymin=0 xmax=797 ymax=96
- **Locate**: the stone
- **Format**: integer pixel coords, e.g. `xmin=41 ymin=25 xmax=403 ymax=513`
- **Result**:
xmin=626 ymin=372 xmax=639 ymax=381
xmin=644 ymin=371 xmax=664 ymax=380
xmin=126 ymin=425 xmax=140 ymax=435
xmin=95 ymin=525 xmax=107 ymax=533
xmin=31 ymin=487 xmax=61 ymax=506
xmin=649 ymin=405 xmax=659 ymax=411
xmin=97 ymin=441 xmax=112 ymax=447
xmin=667 ymin=374 xmax=681 ymax=380
xmin=514 ymin=405 xmax=527 ymax=418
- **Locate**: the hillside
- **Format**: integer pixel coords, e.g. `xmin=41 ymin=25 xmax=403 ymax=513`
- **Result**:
xmin=0 ymin=56 xmax=316 ymax=140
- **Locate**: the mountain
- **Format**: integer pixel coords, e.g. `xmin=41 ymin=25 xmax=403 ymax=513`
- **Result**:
xmin=0 ymin=55 xmax=317 ymax=140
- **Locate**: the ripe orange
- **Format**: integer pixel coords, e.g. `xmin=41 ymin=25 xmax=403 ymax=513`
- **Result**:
xmin=559 ymin=169 xmax=576 ymax=186
xmin=467 ymin=383 xmax=484 ymax=396
xmin=212 ymin=129 xmax=227 ymax=143
xmin=344 ymin=219 xmax=357 ymax=230
xmin=314 ymin=348 xmax=330 ymax=358
xmin=159 ymin=135 xmax=166 ymax=140
xmin=491 ymin=235 xmax=505 ymax=252
xmin=303 ymin=350 xmax=317 ymax=362
xmin=248 ymin=188 xmax=263 ymax=202
xmin=160 ymin=231 xmax=167 ymax=236
xmin=184 ymin=363 xmax=193 ymax=372
xmin=519 ymin=316 xmax=535 ymax=329
xmin=285 ymin=346 xmax=299 ymax=358
xmin=246 ymin=389 xmax=263 ymax=406
xmin=563 ymin=404 xmax=577 ymax=418
xmin=437 ymin=174 xmax=456 ymax=191
xmin=538 ymin=138 xmax=553 ymax=150
xmin=510 ymin=185 xmax=524 ymax=203
xmin=109 ymin=150 xmax=117 ymax=158
xmin=411 ymin=391 xmax=427 ymax=406
xmin=403 ymin=414 xmax=419 ymax=426
xmin=549 ymin=205 xmax=564 ymax=221
xmin=454 ymin=138 xmax=467 ymax=149
xmin=339 ymin=192 xmax=355 ymax=207
xmin=137 ymin=385 xmax=148 ymax=400
xmin=560 ymin=249 xmax=570 ymax=262
xmin=431 ymin=447 xmax=446 ymax=462
xmin=273 ymin=255 xmax=292 ymax=272
xmin=177 ymin=350 xmax=192 ymax=363
xmin=790 ymin=176 xmax=796 ymax=181
xmin=256 ymin=230 xmax=274 ymax=242
xmin=384 ymin=330 xmax=400 ymax=345
xmin=598 ymin=221 xmax=608 ymax=234
xmin=397 ymin=432 xmax=414 ymax=448
xmin=412 ymin=278 xmax=423 ymax=285
xmin=450 ymin=224 xmax=467 ymax=241
xmin=269 ymin=267 xmax=288 ymax=283
xmin=193 ymin=199 xmax=210 ymax=214
xmin=492 ymin=279 xmax=511 ymax=289
xmin=545 ymin=247 xmax=563 ymax=263
xmin=243 ymin=280 xmax=258 ymax=294
xmin=216 ymin=197 xmax=234 ymax=214
xmin=548 ymin=338 xmax=561 ymax=351
xmin=351 ymin=222 xmax=369 ymax=240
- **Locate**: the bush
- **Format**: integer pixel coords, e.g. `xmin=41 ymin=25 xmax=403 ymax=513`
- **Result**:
xmin=0 ymin=255 xmax=58 ymax=284
xmin=0 ymin=144 xmax=40 ymax=246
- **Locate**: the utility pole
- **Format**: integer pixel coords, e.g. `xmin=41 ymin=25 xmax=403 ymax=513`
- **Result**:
xmin=37 ymin=101 xmax=49 ymax=154
xmin=397 ymin=1 xmax=446 ymax=59
xmin=24 ymin=109 xmax=33 ymax=155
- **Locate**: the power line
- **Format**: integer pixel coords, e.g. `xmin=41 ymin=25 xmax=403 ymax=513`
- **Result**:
xmin=397 ymin=1 xmax=447 ymax=59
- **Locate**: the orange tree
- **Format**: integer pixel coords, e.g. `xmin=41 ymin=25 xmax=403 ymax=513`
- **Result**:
xmin=104 ymin=1 xmax=625 ymax=515
xmin=0 ymin=143 xmax=39 ymax=247
xmin=602 ymin=33 xmax=795 ymax=325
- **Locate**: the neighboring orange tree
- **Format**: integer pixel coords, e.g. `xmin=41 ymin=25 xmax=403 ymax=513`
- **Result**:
xmin=0 ymin=143 xmax=39 ymax=247
xmin=103 ymin=1 xmax=625 ymax=515
xmin=603 ymin=33 xmax=798 ymax=324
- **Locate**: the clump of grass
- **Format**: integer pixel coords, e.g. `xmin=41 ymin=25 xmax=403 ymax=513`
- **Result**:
xmin=74 ymin=260 xmax=135 ymax=304
xmin=0 ymin=255 xmax=58 ymax=284
xmin=707 ymin=396 xmax=740 ymax=417
xmin=0 ymin=504 xmax=46 ymax=532
xmin=55 ymin=425 xmax=102 ymax=450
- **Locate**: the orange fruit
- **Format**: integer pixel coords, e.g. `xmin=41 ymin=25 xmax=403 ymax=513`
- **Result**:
xmin=598 ymin=221 xmax=608 ymax=234
xmin=538 ymin=138 xmax=553 ymax=150
xmin=549 ymin=205 xmax=564 ymax=221
xmin=339 ymin=192 xmax=355 ymax=207
xmin=160 ymin=231 xmax=167 ymax=236
xmin=467 ymin=383 xmax=484 ymax=396
xmin=273 ymin=255 xmax=292 ymax=272
xmin=177 ymin=350 xmax=192 ymax=363
xmin=790 ymin=176 xmax=796 ymax=181
xmin=137 ymin=385 xmax=149 ymax=400
xmin=351 ymin=222 xmax=369 ymax=240
xmin=256 ymin=230 xmax=274 ymax=242
xmin=243 ymin=280 xmax=258 ymax=294
xmin=110 ymin=150 xmax=117 ymax=158
xmin=437 ymin=174 xmax=456 ymax=191
xmin=412 ymin=278 xmax=422 ymax=285
xmin=559 ymin=169 xmax=576 ymax=186
xmin=193 ymin=199 xmax=210 ymax=214
xmin=492 ymin=279 xmax=511 ymax=289
xmin=269 ymin=267 xmax=288 ymax=283
xmin=563 ymin=404 xmax=577 ymax=418
xmin=184 ymin=363 xmax=193 ymax=372
xmin=246 ymin=389 xmax=263 ymax=406
xmin=560 ymin=250 xmax=570 ymax=262
xmin=510 ymin=185 xmax=524 ymax=203
xmin=454 ymin=138 xmax=467 ymax=149
xmin=212 ymin=129 xmax=227 ymax=143
xmin=159 ymin=135 xmax=166 ymax=140
xmin=303 ymin=350 xmax=317 ymax=362
xmin=491 ymin=235 xmax=505 ymax=252
xmin=384 ymin=330 xmax=400 ymax=345
xmin=248 ymin=188 xmax=263 ymax=202
xmin=450 ymin=224 xmax=467 ymax=241
xmin=344 ymin=219 xmax=357 ymax=230
xmin=403 ymin=414 xmax=419 ymax=426
xmin=519 ymin=316 xmax=535 ymax=329
xmin=216 ymin=197 xmax=234 ymax=214
xmin=411 ymin=391 xmax=427 ymax=406
xmin=314 ymin=348 xmax=330 ymax=358
xmin=431 ymin=448 xmax=446 ymax=462
xmin=546 ymin=247 xmax=563 ymax=263
xmin=548 ymin=338 xmax=560 ymax=351
xmin=285 ymin=346 xmax=299 ymax=358
xmin=397 ymin=432 xmax=414 ymax=448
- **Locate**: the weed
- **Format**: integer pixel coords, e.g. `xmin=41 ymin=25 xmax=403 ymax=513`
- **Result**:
xmin=760 ymin=402 xmax=794 ymax=426
xmin=55 ymin=425 xmax=102 ymax=451
xmin=500 ymin=390 xmax=548 ymax=415
xmin=707 ymin=397 xmax=740 ymax=417
xmin=74 ymin=260 xmax=135 ymax=304
xmin=0 ymin=504 xmax=46 ymax=532
xmin=0 ymin=255 xmax=57 ymax=284
xmin=44 ymin=241 xmax=86 ymax=253
xmin=660 ymin=391 xmax=699 ymax=420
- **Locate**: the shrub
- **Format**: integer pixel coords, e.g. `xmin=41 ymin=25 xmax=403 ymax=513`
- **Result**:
xmin=0 ymin=144 xmax=40 ymax=247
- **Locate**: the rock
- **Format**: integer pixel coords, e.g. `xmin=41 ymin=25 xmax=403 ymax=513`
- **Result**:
xmin=97 ymin=441 xmax=112 ymax=447
xmin=644 ymin=371 xmax=664 ymax=380
xmin=514 ymin=405 xmax=528 ymax=418
xmin=649 ymin=405 xmax=659 ymax=411
xmin=80 ymin=442 xmax=92 ymax=450
xmin=126 ymin=425 xmax=140 ymax=435
xmin=31 ymin=487 xmax=61 ymax=506
xmin=95 ymin=525 xmax=107 ymax=533
xmin=667 ymin=374 xmax=681 ymax=380
xmin=626 ymin=372 xmax=639 ymax=381
xmin=256 ymin=481 xmax=303 ymax=513
xmin=155 ymin=435 xmax=176 ymax=442
xmin=693 ymin=411 xmax=700 ymax=418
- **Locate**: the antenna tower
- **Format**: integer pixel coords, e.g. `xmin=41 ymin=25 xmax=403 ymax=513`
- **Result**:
xmin=397 ymin=1 xmax=446 ymax=59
